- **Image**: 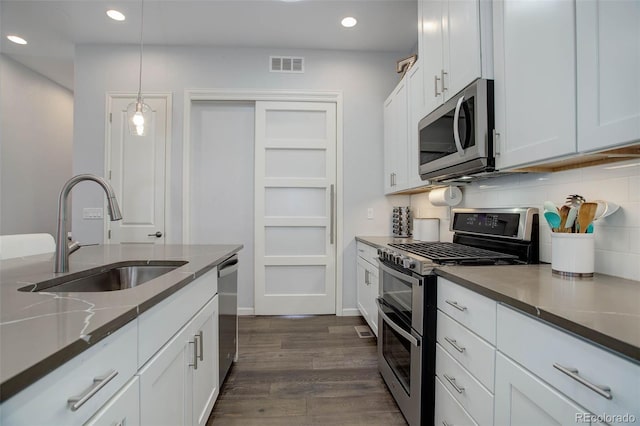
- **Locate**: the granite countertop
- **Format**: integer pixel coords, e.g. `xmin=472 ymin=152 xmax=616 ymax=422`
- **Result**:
xmin=356 ymin=236 xmax=640 ymax=363
xmin=0 ymin=244 xmax=242 ymax=402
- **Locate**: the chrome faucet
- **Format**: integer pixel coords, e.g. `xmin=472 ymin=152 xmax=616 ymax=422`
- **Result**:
xmin=54 ymin=174 xmax=122 ymax=273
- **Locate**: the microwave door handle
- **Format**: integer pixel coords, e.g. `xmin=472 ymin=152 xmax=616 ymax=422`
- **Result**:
xmin=453 ymin=95 xmax=465 ymax=156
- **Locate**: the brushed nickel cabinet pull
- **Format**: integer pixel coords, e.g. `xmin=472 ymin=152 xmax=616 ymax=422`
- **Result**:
xmin=441 ymin=69 xmax=448 ymax=92
xmin=553 ymin=363 xmax=612 ymax=400
xmin=198 ymin=330 xmax=204 ymax=361
xmin=443 ymin=374 xmax=465 ymax=394
xmin=435 ymin=75 xmax=441 ymax=96
xmin=189 ymin=338 xmax=198 ymax=370
xmin=67 ymin=370 xmax=118 ymax=411
xmin=444 ymin=337 xmax=466 ymax=353
xmin=445 ymin=299 xmax=467 ymax=312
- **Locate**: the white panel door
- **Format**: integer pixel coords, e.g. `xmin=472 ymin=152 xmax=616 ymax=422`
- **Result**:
xmin=254 ymin=101 xmax=337 ymax=315
xmin=107 ymin=95 xmax=168 ymax=244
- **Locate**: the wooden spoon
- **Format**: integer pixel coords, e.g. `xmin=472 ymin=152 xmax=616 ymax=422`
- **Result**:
xmin=577 ymin=202 xmax=598 ymax=233
xmin=558 ymin=205 xmax=570 ymax=232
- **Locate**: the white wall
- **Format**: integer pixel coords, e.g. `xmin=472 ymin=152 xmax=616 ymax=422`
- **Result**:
xmin=0 ymin=54 xmax=73 ymax=236
xmin=73 ymin=44 xmax=409 ymax=312
xmin=411 ymin=160 xmax=640 ymax=281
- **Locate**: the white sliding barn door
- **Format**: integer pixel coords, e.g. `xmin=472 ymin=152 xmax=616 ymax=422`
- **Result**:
xmin=254 ymin=101 xmax=337 ymax=315
xmin=107 ymin=95 xmax=168 ymax=244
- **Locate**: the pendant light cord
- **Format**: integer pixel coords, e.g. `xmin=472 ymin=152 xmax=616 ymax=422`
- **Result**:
xmin=137 ymin=0 xmax=144 ymax=102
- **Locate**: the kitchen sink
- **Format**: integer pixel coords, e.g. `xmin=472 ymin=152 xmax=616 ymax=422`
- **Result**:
xmin=18 ymin=260 xmax=188 ymax=293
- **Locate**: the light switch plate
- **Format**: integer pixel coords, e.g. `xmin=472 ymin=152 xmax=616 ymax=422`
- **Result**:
xmin=83 ymin=207 xmax=104 ymax=219
xmin=367 ymin=208 xmax=374 ymax=219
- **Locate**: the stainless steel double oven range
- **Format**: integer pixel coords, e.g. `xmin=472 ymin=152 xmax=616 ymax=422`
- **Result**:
xmin=376 ymin=207 xmax=539 ymax=425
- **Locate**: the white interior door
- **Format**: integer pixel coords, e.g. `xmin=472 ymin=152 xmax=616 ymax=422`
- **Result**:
xmin=254 ymin=101 xmax=337 ymax=315
xmin=107 ymin=95 xmax=168 ymax=244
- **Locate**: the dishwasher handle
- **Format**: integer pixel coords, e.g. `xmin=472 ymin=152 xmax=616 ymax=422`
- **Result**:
xmin=218 ymin=255 xmax=239 ymax=278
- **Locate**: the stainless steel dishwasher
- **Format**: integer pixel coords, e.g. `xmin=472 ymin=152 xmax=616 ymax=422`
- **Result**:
xmin=218 ymin=254 xmax=238 ymax=386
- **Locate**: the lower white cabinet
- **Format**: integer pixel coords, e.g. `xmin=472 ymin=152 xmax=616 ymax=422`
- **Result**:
xmin=435 ymin=375 xmax=478 ymax=426
xmin=495 ymin=352 xmax=589 ymax=425
xmin=356 ymin=242 xmax=378 ymax=336
xmin=0 ymin=320 xmax=138 ymax=426
xmin=85 ymin=377 xmax=140 ymax=426
xmin=138 ymin=295 xmax=219 ymax=426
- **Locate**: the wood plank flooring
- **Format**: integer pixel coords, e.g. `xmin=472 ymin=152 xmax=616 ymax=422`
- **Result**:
xmin=207 ymin=315 xmax=407 ymax=425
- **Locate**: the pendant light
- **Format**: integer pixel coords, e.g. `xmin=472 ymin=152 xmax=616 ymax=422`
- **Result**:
xmin=126 ymin=0 xmax=152 ymax=136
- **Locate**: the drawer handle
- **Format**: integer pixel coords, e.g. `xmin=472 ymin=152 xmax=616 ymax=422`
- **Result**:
xmin=67 ymin=370 xmax=118 ymax=411
xmin=553 ymin=363 xmax=612 ymax=400
xmin=445 ymin=300 xmax=467 ymax=312
xmin=444 ymin=337 xmax=466 ymax=353
xmin=443 ymin=374 xmax=465 ymax=394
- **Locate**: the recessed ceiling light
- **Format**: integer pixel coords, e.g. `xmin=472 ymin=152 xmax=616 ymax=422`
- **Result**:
xmin=7 ymin=35 xmax=27 ymax=45
xmin=107 ymin=9 xmax=126 ymax=21
xmin=341 ymin=17 xmax=357 ymax=28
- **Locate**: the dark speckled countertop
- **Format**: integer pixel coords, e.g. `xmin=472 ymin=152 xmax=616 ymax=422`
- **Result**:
xmin=356 ymin=236 xmax=640 ymax=363
xmin=0 ymin=244 xmax=241 ymax=402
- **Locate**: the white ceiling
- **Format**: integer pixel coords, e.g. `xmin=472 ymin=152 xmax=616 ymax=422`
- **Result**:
xmin=0 ymin=0 xmax=418 ymax=90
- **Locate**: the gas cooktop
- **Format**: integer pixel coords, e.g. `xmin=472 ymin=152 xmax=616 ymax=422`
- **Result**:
xmin=378 ymin=207 xmax=539 ymax=275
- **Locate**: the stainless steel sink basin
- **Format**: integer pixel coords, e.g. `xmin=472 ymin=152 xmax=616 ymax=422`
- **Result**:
xmin=18 ymin=261 xmax=188 ymax=292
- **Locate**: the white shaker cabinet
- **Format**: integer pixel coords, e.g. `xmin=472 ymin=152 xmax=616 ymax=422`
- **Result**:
xmin=384 ymin=77 xmax=409 ymax=194
xmin=493 ymin=0 xmax=576 ymax=169
xmin=356 ymin=241 xmax=379 ymax=336
xmin=138 ymin=295 xmax=219 ymax=426
xmin=495 ymin=352 xmax=591 ymax=425
xmin=576 ymin=0 xmax=640 ymax=152
xmin=407 ymin=59 xmax=426 ymax=189
xmin=85 ymin=377 xmax=140 ymax=426
xmin=419 ymin=0 xmax=492 ymax=115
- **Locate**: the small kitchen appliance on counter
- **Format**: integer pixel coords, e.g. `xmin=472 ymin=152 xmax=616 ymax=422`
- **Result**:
xmin=376 ymin=207 xmax=539 ymax=426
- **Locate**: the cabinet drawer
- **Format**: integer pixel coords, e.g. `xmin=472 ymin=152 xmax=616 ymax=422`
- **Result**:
xmin=437 ymin=310 xmax=496 ymax=391
xmin=356 ymin=241 xmax=378 ymax=267
xmin=497 ymin=304 xmax=640 ymax=420
xmin=436 ymin=344 xmax=494 ymax=426
xmin=138 ymin=267 xmax=218 ymax=366
xmin=435 ymin=376 xmax=478 ymax=426
xmin=437 ymin=278 xmax=497 ymax=344
xmin=85 ymin=376 xmax=140 ymax=426
xmin=1 ymin=320 xmax=137 ymax=426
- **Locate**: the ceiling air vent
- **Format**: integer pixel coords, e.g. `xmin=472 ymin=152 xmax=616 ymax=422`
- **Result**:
xmin=270 ymin=56 xmax=304 ymax=73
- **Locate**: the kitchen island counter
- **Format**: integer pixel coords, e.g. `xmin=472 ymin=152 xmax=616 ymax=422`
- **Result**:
xmin=0 ymin=244 xmax=241 ymax=401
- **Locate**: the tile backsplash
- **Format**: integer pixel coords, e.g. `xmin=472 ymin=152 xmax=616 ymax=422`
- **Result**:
xmin=411 ymin=159 xmax=640 ymax=281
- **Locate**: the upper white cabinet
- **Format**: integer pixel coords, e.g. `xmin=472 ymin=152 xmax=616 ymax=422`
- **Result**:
xmin=576 ymin=0 xmax=640 ymax=152
xmin=419 ymin=0 xmax=492 ymax=114
xmin=383 ymin=59 xmax=429 ymax=194
xmin=493 ymin=0 xmax=577 ymax=170
xmin=384 ymin=77 xmax=409 ymax=193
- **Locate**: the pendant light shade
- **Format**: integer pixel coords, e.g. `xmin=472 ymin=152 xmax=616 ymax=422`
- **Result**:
xmin=127 ymin=99 xmax=152 ymax=136
xmin=126 ymin=0 xmax=152 ymax=136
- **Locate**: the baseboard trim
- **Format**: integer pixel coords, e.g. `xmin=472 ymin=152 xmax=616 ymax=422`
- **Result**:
xmin=341 ymin=308 xmax=361 ymax=317
xmin=238 ymin=307 xmax=255 ymax=316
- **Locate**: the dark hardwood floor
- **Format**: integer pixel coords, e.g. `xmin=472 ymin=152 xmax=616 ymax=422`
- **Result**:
xmin=207 ymin=315 xmax=407 ymax=425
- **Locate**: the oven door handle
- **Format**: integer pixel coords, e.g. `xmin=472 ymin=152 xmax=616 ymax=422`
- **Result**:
xmin=377 ymin=259 xmax=423 ymax=287
xmin=376 ymin=299 xmax=420 ymax=348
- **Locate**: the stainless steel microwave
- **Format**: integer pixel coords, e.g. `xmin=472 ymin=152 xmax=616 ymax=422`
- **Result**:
xmin=418 ymin=78 xmax=494 ymax=182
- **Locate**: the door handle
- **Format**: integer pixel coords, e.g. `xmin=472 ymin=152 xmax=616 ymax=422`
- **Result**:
xmin=148 ymin=231 xmax=163 ymax=238
xmin=330 ymin=184 xmax=335 ymax=245
xmin=67 ymin=370 xmax=118 ymax=411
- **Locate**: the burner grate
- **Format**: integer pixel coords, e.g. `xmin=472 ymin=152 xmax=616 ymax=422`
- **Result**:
xmin=389 ymin=242 xmax=517 ymax=262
